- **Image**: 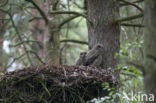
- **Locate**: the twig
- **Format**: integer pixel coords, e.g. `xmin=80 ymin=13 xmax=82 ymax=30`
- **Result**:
xmin=50 ymin=11 xmax=87 ymax=18
xmin=73 ymin=1 xmax=83 ymax=9
xmin=41 ymin=82 xmax=51 ymax=96
xmin=9 ymin=40 xmax=42 ymax=47
xmin=9 ymin=12 xmax=33 ymax=66
xmin=59 ymin=15 xmax=79 ymax=28
xmin=1 ymin=8 xmax=45 ymax=66
xmin=13 ymin=74 xmax=35 ymax=85
xmin=132 ymin=0 xmax=144 ymax=3
xmin=62 ymin=67 xmax=66 ymax=77
xmin=28 ymin=50 xmax=45 ymax=64
xmin=0 ymin=0 xmax=8 ymax=7
xmin=121 ymin=23 xmax=144 ymax=27
xmin=53 ymin=0 xmax=60 ymax=10
xmin=0 ymin=18 xmax=9 ymax=20
xmin=120 ymin=0 xmax=144 ymax=7
xmin=0 ymin=9 xmax=34 ymax=66
xmin=59 ymin=45 xmax=66 ymax=65
xmin=50 ymin=11 xmax=92 ymax=24
xmin=115 ymin=13 xmax=143 ymax=23
xmin=28 ymin=17 xmax=42 ymax=22
xmin=120 ymin=0 xmax=143 ymax=12
xmin=5 ymin=53 xmax=26 ymax=69
xmin=62 ymin=88 xmax=66 ymax=102
xmin=120 ymin=71 xmax=137 ymax=78
xmin=60 ymin=39 xmax=88 ymax=45
xmin=25 ymin=0 xmax=49 ymax=25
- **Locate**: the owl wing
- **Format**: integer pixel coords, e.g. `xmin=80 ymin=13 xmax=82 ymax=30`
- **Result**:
xmin=90 ymin=55 xmax=102 ymax=67
xmin=84 ymin=55 xmax=99 ymax=66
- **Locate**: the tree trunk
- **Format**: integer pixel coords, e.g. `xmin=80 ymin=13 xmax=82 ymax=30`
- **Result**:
xmin=87 ymin=0 xmax=120 ymax=69
xmin=31 ymin=0 xmax=60 ymax=65
xmin=31 ymin=0 xmax=49 ymax=64
xmin=46 ymin=0 xmax=60 ymax=65
xmin=47 ymin=21 xmax=60 ymax=65
xmin=144 ymin=0 xmax=156 ymax=102
xmin=87 ymin=1 xmax=120 ymax=102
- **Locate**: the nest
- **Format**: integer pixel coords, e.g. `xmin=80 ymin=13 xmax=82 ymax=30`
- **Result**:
xmin=0 ymin=65 xmax=118 ymax=103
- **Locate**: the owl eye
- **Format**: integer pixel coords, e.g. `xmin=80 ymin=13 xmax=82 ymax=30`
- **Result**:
xmin=97 ymin=45 xmax=102 ymax=48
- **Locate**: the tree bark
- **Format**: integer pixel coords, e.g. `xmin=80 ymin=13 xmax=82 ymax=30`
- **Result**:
xmin=87 ymin=0 xmax=120 ymax=68
xmin=87 ymin=1 xmax=120 ymax=102
xmin=144 ymin=0 xmax=156 ymax=101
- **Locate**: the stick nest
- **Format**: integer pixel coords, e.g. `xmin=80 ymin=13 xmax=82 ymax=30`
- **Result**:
xmin=0 ymin=65 xmax=118 ymax=103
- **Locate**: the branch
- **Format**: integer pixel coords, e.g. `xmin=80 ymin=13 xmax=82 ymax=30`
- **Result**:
xmin=73 ymin=1 xmax=83 ymax=9
xmin=0 ymin=8 xmax=8 ymax=14
xmin=28 ymin=50 xmax=45 ymax=64
xmin=5 ymin=53 xmax=26 ymax=69
xmin=133 ymin=0 xmax=144 ymax=3
xmin=50 ymin=11 xmax=87 ymax=18
xmin=120 ymin=71 xmax=137 ymax=78
xmin=53 ymin=0 xmax=60 ymax=10
xmin=9 ymin=40 xmax=42 ymax=47
xmin=28 ymin=17 xmax=43 ymax=22
xmin=0 ymin=18 xmax=9 ymax=20
xmin=0 ymin=0 xmax=8 ymax=7
xmin=115 ymin=13 xmax=143 ymax=23
xmin=120 ymin=0 xmax=143 ymax=12
xmin=121 ymin=23 xmax=144 ymax=27
xmin=59 ymin=15 xmax=79 ymax=28
xmin=0 ymin=9 xmax=43 ymax=66
xmin=0 ymin=9 xmax=34 ymax=66
xmin=60 ymin=39 xmax=88 ymax=45
xmin=120 ymin=0 xmax=144 ymax=6
xmin=25 ymin=0 xmax=48 ymax=25
xmin=50 ymin=11 xmax=92 ymax=25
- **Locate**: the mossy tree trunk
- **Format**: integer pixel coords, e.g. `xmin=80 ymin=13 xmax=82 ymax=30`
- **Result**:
xmin=144 ymin=0 xmax=156 ymax=101
xmin=47 ymin=19 xmax=60 ymax=65
xmin=46 ymin=0 xmax=60 ymax=65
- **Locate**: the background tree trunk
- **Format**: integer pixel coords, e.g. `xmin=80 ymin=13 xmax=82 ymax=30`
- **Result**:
xmin=46 ymin=0 xmax=60 ymax=65
xmin=87 ymin=0 xmax=120 ymax=68
xmin=31 ymin=0 xmax=60 ymax=65
xmin=31 ymin=0 xmax=49 ymax=64
xmin=144 ymin=0 xmax=156 ymax=100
